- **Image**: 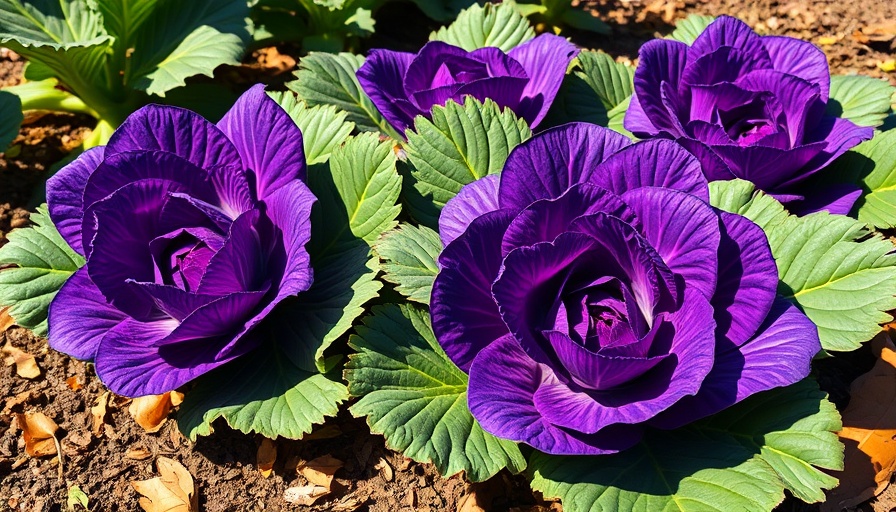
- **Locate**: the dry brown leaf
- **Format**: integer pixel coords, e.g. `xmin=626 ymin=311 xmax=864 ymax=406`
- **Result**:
xmin=299 ymin=454 xmax=343 ymax=489
xmin=129 ymin=392 xmax=180 ymax=433
xmin=91 ymin=392 xmax=110 ymax=438
xmin=132 ymin=457 xmax=197 ymax=512
xmin=65 ymin=376 xmax=83 ymax=390
xmin=0 ymin=307 xmax=14 ymax=331
xmin=332 ymin=496 xmax=365 ymax=512
xmin=256 ymin=438 xmax=277 ymax=478
xmin=373 ymin=457 xmax=392 ymax=482
xmin=16 ymin=411 xmax=59 ymax=457
xmin=126 ymin=447 xmax=153 ymax=460
xmin=824 ymin=333 xmax=896 ymax=511
xmin=3 ymin=341 xmax=40 ymax=379
xmin=457 ymin=493 xmax=487 ymax=512
xmin=284 ymin=485 xmax=329 ymax=506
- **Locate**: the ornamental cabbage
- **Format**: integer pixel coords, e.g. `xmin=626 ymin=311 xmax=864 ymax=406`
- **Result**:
xmin=431 ymin=123 xmax=820 ymax=455
xmin=45 ymin=85 xmax=315 ymax=397
xmin=357 ymin=34 xmax=578 ymax=134
xmin=625 ymin=16 xmax=872 ymax=214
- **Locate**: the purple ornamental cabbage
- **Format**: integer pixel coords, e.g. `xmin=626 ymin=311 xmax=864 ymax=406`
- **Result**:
xmin=357 ymin=34 xmax=579 ymax=134
xmin=431 ymin=123 xmax=820 ymax=455
xmin=45 ymin=85 xmax=314 ymax=397
xmin=625 ymin=16 xmax=873 ymax=214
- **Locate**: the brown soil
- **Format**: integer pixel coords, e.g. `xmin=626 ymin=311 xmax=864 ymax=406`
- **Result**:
xmin=1 ymin=2 xmax=895 ymax=511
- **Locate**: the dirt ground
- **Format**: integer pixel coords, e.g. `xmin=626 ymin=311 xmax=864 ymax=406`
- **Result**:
xmin=1 ymin=1 xmax=895 ymax=511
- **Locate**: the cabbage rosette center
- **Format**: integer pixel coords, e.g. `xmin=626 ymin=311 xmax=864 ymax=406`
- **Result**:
xmin=45 ymin=85 xmax=314 ymax=397
xmin=430 ymin=123 xmax=820 ymax=455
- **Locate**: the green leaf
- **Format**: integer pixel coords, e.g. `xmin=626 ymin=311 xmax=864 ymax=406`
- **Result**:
xmin=287 ymin=52 xmax=392 ymax=135
xmin=541 ymin=73 xmax=608 ymax=127
xmin=607 ymin=95 xmax=635 ymax=140
xmin=268 ymin=90 xmax=355 ymax=165
xmin=328 ymin=132 xmax=401 ymax=243
xmin=0 ymin=206 xmax=84 ymax=336
xmin=125 ymin=0 xmax=250 ymax=96
xmin=3 ymin=78 xmax=94 ymax=116
xmin=710 ymin=179 xmax=896 ymax=352
xmin=0 ymin=89 xmax=22 ymax=149
xmin=374 ymin=223 xmax=441 ymax=304
xmin=576 ymin=50 xmax=634 ymax=111
xmin=823 ymin=130 xmax=896 ymax=228
xmin=95 ymin=0 xmax=159 ymax=51
xmin=827 ymin=75 xmax=895 ymax=128
xmin=405 ymin=97 xmax=531 ymax=224
xmin=0 ymin=0 xmax=114 ymax=103
xmin=177 ymin=338 xmax=348 ymax=440
xmin=529 ymin=380 xmax=842 ymax=511
xmin=667 ymin=14 xmax=716 ymax=44
xmin=430 ymin=2 xmax=535 ymax=52
xmin=345 ymin=303 xmax=527 ymax=481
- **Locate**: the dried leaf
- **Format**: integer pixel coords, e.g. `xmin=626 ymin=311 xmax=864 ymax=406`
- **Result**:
xmin=257 ymin=438 xmax=277 ymax=478
xmin=284 ymin=485 xmax=329 ymax=506
xmin=825 ymin=333 xmax=896 ymax=510
xmin=16 ymin=411 xmax=59 ymax=457
xmin=878 ymin=60 xmax=896 ymax=72
xmin=373 ymin=457 xmax=393 ymax=482
xmin=299 ymin=454 xmax=343 ymax=489
xmin=129 ymin=392 xmax=179 ymax=433
xmin=3 ymin=341 xmax=40 ymax=379
xmin=126 ymin=447 xmax=153 ymax=460
xmin=65 ymin=376 xmax=83 ymax=390
xmin=457 ymin=493 xmax=487 ymax=512
xmin=817 ymin=35 xmax=841 ymax=45
xmin=0 ymin=307 xmax=14 ymax=331
xmin=132 ymin=457 xmax=197 ymax=512
xmin=91 ymin=392 xmax=110 ymax=438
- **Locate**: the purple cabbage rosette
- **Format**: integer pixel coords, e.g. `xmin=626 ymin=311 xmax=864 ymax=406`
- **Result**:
xmin=357 ymin=34 xmax=579 ymax=134
xmin=625 ymin=16 xmax=873 ymax=214
xmin=430 ymin=123 xmax=821 ymax=455
xmin=44 ymin=84 xmax=315 ymax=398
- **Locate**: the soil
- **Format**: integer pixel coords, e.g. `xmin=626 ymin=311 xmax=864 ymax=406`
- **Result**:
xmin=0 ymin=1 xmax=895 ymax=511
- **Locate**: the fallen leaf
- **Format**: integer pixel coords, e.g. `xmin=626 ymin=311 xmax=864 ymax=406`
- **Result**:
xmin=257 ymin=437 xmax=277 ymax=478
xmin=457 ymin=493 xmax=486 ymax=512
xmin=373 ymin=457 xmax=393 ymax=482
xmin=879 ymin=60 xmax=896 ymax=72
xmin=332 ymin=496 xmax=365 ymax=511
xmin=824 ymin=333 xmax=896 ymax=510
xmin=131 ymin=457 xmax=197 ymax=512
xmin=284 ymin=485 xmax=329 ymax=506
xmin=299 ymin=454 xmax=343 ymax=489
xmin=65 ymin=376 xmax=83 ymax=391
xmin=3 ymin=341 xmax=40 ymax=379
xmin=0 ymin=307 xmax=14 ymax=331
xmin=129 ymin=392 xmax=182 ymax=433
xmin=126 ymin=447 xmax=153 ymax=460
xmin=16 ymin=411 xmax=59 ymax=457
xmin=91 ymin=392 xmax=110 ymax=438
xmin=817 ymin=35 xmax=841 ymax=45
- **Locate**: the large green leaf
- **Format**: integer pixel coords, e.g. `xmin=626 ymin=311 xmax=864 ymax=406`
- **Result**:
xmin=529 ymin=380 xmax=842 ymax=511
xmin=0 ymin=0 xmax=114 ymax=103
xmin=542 ymin=73 xmax=608 ymax=127
xmin=373 ymin=223 xmax=441 ymax=304
xmin=345 ymin=303 xmax=527 ymax=481
xmin=177 ymin=339 xmax=348 ymax=440
xmin=268 ymin=90 xmax=355 ymax=165
xmin=95 ymin=0 xmax=159 ymax=51
xmin=824 ymin=130 xmax=896 ymax=228
xmin=328 ymin=132 xmax=402 ymax=243
xmin=404 ymin=97 xmax=531 ymax=225
xmin=287 ymin=52 xmax=391 ymax=135
xmin=826 ymin=75 xmax=895 ymax=128
xmin=666 ymin=14 xmax=716 ymax=44
xmin=3 ymin=77 xmax=94 ymax=116
xmin=710 ymin=180 xmax=896 ymax=352
xmin=0 ymin=89 xmax=22 ymax=149
xmin=430 ymin=2 xmax=535 ymax=52
xmin=0 ymin=206 xmax=84 ymax=336
xmin=125 ymin=0 xmax=250 ymax=96
xmin=576 ymin=50 xmax=634 ymax=111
